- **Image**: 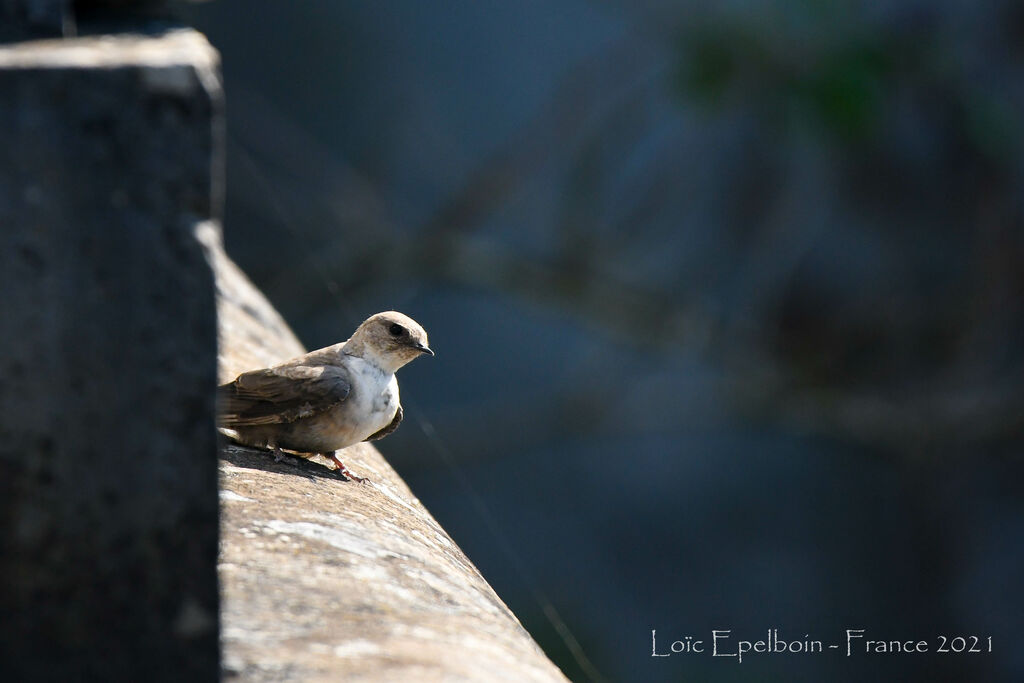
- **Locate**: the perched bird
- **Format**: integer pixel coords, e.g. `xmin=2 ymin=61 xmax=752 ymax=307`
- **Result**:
xmin=217 ymin=311 xmax=433 ymax=482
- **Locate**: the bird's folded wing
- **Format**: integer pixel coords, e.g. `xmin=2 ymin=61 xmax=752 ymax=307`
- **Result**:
xmin=217 ymin=364 xmax=352 ymax=426
xmin=365 ymin=404 xmax=403 ymax=442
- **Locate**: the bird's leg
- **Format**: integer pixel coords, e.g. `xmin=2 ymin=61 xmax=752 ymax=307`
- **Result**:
xmin=328 ymin=452 xmax=368 ymax=483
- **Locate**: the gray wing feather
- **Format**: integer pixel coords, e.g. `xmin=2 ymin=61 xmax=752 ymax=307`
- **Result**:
xmin=218 ymin=363 xmax=352 ymax=427
xmin=364 ymin=404 xmax=403 ymax=441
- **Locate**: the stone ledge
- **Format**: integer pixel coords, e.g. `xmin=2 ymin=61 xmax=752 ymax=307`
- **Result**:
xmin=206 ymin=225 xmax=568 ymax=682
xmin=0 ymin=29 xmax=215 ymax=66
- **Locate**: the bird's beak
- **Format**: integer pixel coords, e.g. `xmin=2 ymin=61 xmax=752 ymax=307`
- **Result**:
xmin=415 ymin=343 xmax=434 ymax=357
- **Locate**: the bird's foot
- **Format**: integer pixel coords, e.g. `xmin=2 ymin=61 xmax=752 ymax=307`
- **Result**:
xmin=329 ymin=453 xmax=368 ymax=483
xmin=271 ymin=447 xmax=300 ymax=468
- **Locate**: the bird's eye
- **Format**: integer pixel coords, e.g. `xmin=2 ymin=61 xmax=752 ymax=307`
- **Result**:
xmin=388 ymin=323 xmax=405 ymax=337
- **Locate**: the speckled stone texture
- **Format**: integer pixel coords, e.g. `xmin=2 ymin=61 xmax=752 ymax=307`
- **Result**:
xmin=0 ymin=30 xmax=221 ymax=681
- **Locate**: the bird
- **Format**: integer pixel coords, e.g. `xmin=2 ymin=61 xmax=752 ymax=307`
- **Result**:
xmin=217 ymin=311 xmax=432 ymax=482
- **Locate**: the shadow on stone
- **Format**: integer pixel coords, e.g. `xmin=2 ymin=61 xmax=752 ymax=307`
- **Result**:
xmin=219 ymin=443 xmax=343 ymax=482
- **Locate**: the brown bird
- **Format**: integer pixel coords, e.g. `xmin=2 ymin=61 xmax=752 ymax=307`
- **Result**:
xmin=217 ymin=311 xmax=432 ymax=482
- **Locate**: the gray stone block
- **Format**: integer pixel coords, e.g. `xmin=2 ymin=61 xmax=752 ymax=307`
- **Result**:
xmin=0 ymin=30 xmax=221 ymax=681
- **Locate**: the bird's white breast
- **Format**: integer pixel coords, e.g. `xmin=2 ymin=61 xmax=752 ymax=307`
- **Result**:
xmin=346 ymin=355 xmax=399 ymax=439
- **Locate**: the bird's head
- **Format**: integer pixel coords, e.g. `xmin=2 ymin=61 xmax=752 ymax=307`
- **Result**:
xmin=346 ymin=311 xmax=433 ymax=373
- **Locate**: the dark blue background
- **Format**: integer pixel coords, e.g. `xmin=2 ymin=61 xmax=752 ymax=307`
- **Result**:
xmin=182 ymin=2 xmax=1024 ymax=681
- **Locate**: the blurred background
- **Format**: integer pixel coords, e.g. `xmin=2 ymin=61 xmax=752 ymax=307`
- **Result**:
xmin=180 ymin=2 xmax=1023 ymax=681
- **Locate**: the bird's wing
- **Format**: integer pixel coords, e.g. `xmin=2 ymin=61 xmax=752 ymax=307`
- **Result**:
xmin=364 ymin=404 xmax=403 ymax=442
xmin=217 ymin=363 xmax=352 ymax=427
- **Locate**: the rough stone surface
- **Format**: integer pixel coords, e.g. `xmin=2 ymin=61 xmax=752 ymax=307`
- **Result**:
xmin=205 ymin=227 xmax=569 ymax=682
xmin=0 ymin=30 xmax=221 ymax=680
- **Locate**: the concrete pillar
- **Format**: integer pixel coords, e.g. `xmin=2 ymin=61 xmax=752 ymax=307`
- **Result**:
xmin=0 ymin=30 xmax=222 ymax=681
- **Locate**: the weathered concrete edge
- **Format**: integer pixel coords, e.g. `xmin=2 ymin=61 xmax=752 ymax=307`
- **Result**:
xmin=0 ymin=29 xmax=219 ymax=69
xmin=201 ymin=223 xmax=569 ymax=682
